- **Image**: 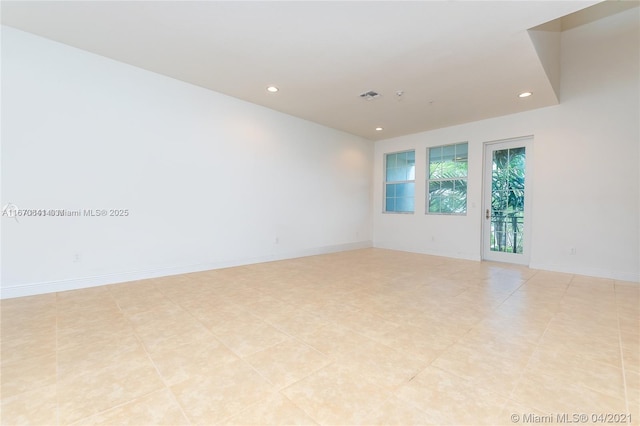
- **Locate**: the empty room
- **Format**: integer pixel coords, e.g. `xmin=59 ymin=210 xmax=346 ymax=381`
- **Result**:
xmin=1 ymin=1 xmax=638 ymax=425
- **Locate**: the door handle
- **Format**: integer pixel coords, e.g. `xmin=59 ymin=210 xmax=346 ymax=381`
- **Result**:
xmin=486 ymin=209 xmax=490 ymax=220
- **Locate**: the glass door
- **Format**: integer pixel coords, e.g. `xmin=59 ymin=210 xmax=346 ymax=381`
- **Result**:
xmin=482 ymin=137 xmax=532 ymax=264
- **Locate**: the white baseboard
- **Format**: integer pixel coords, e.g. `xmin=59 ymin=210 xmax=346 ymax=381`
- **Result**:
xmin=373 ymin=242 xmax=482 ymax=262
xmin=529 ymin=262 xmax=640 ymax=283
xmin=6 ymin=241 xmax=634 ymax=299
xmin=373 ymin=243 xmax=639 ymax=283
xmin=0 ymin=240 xmax=373 ymax=299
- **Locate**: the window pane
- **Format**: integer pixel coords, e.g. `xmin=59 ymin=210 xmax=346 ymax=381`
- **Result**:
xmin=440 ymin=180 xmax=454 ymax=192
xmin=386 ymin=153 xmax=397 ymax=170
xmin=429 ymin=162 xmax=441 ymax=179
xmin=396 ymin=182 xmax=415 ymax=197
xmin=388 ymin=168 xmax=403 ymax=182
xmin=386 ymin=183 xmax=396 ymax=197
xmin=384 ymin=150 xmax=415 ymax=213
xmin=397 ymin=197 xmax=414 ymax=212
xmin=429 ymin=195 xmax=441 ymax=213
xmin=427 ymin=142 xmax=468 ymax=214
xmin=455 ymin=161 xmax=468 ymax=177
xmin=396 ymin=151 xmax=407 ymax=167
xmin=385 ymin=197 xmax=395 ymax=212
xmin=492 ymin=190 xmax=509 ymax=213
xmin=508 ymin=190 xmax=524 ymax=210
xmin=429 ymin=147 xmax=442 ymax=162
xmin=453 ymin=179 xmax=467 ymax=193
xmin=442 ymin=145 xmax=455 ymax=162
xmin=449 ymin=192 xmax=467 ymax=213
xmin=509 ymin=147 xmax=525 ymax=164
xmin=455 ymin=143 xmax=468 ymax=160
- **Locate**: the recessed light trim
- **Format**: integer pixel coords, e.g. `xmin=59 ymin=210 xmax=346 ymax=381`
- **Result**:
xmin=518 ymin=91 xmax=533 ymax=98
xmin=266 ymin=86 xmax=279 ymax=93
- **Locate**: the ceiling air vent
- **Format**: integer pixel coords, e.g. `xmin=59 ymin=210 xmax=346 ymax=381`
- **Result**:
xmin=359 ymin=90 xmax=381 ymax=100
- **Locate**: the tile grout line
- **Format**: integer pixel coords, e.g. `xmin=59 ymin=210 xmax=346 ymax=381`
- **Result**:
xmin=613 ymin=282 xmax=631 ymax=423
xmin=156 ymin=278 xmax=329 ymax=425
xmin=111 ymin=285 xmax=194 ymax=426
xmin=3 ymin=251 xmax=635 ymax=425
xmin=149 ymin=277 xmax=302 ymax=424
xmin=61 ymin=286 xmax=182 ymax=425
xmin=494 ymin=268 xmax=543 ymax=404
xmin=500 ymin=272 xmax=573 ymax=413
xmin=388 ymin=267 xmax=536 ymax=405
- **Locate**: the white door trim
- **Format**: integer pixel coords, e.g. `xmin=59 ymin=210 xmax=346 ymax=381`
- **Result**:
xmin=481 ymin=135 xmax=534 ymax=265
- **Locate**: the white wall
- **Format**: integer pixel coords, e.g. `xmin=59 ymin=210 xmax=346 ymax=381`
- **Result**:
xmin=1 ymin=26 xmax=373 ymax=298
xmin=373 ymin=7 xmax=639 ymax=282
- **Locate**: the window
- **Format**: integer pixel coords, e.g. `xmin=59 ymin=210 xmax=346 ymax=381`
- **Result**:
xmin=427 ymin=142 xmax=468 ymax=214
xmin=384 ymin=150 xmax=415 ymax=213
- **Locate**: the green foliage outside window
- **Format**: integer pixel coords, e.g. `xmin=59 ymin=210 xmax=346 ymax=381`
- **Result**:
xmin=428 ymin=143 xmax=468 ymax=214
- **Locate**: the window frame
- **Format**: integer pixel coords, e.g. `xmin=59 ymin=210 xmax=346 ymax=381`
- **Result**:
xmin=426 ymin=142 xmax=469 ymax=216
xmin=383 ymin=149 xmax=416 ymax=214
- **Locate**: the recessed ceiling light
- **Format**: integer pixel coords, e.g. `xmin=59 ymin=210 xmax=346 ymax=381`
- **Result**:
xmin=266 ymin=86 xmax=279 ymax=93
xmin=375 ymin=127 xmax=383 ymax=131
xmin=518 ymin=91 xmax=533 ymax=98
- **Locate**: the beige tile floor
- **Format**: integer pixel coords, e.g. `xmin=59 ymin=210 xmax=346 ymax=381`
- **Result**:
xmin=1 ymin=248 xmax=638 ymax=425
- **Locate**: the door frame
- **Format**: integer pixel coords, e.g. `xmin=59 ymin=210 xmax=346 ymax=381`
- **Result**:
xmin=481 ymin=135 xmax=534 ymax=265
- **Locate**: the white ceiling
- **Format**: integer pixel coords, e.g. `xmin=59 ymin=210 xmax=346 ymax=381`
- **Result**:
xmin=1 ymin=1 xmax=605 ymax=140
